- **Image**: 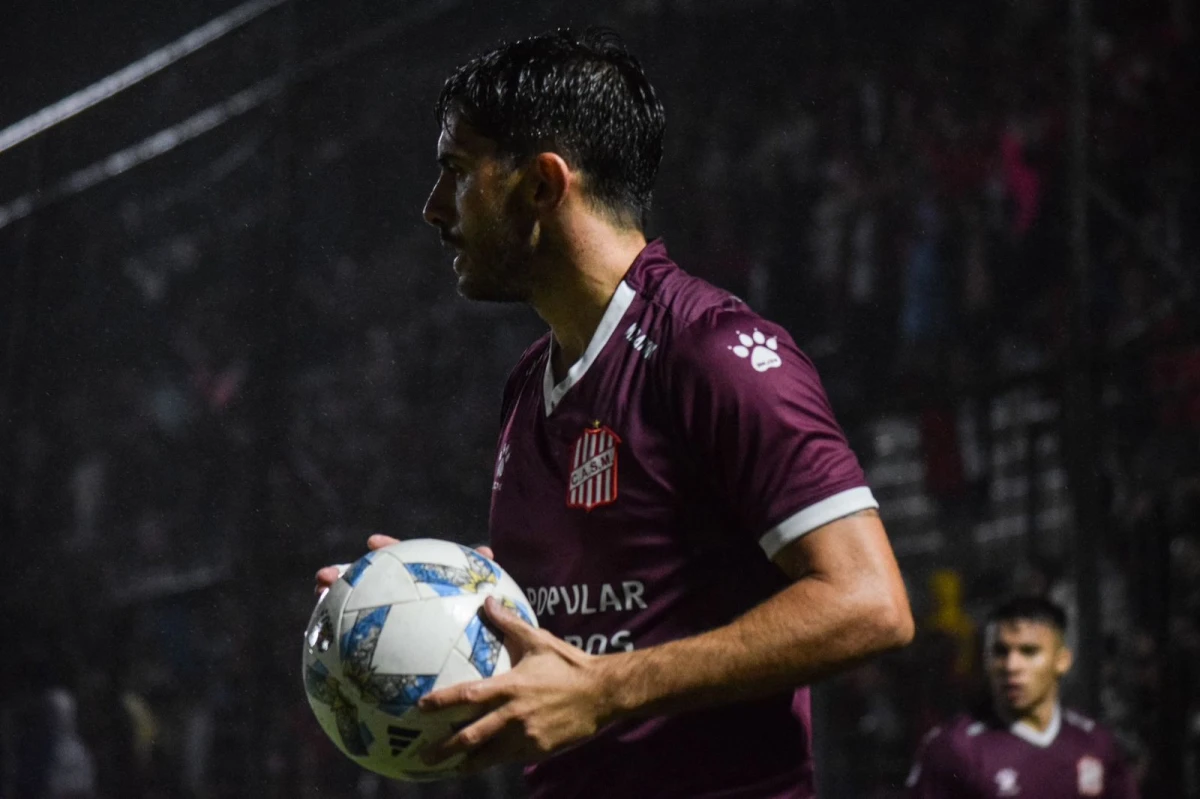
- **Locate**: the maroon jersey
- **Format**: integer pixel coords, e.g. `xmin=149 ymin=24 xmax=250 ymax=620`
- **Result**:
xmin=907 ymin=708 xmax=1139 ymax=799
xmin=489 ymin=240 xmax=876 ymax=798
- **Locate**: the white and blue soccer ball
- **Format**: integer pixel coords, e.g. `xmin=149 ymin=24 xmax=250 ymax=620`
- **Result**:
xmin=302 ymin=538 xmax=536 ymax=780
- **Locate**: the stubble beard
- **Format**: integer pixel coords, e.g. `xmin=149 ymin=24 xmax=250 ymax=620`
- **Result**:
xmin=456 ymin=212 xmax=536 ymax=304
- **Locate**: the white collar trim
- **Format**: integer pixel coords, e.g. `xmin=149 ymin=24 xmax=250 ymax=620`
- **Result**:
xmin=543 ymin=281 xmax=637 ymax=416
xmin=1009 ymin=704 xmax=1061 ymax=748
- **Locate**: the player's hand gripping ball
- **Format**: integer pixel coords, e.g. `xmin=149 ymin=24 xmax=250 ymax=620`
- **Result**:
xmin=302 ymin=539 xmax=536 ymax=780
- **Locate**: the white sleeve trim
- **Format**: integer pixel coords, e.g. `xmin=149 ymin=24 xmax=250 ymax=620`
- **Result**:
xmin=758 ymin=486 xmax=879 ymax=559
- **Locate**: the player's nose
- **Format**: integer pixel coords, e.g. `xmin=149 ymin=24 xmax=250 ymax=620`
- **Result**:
xmin=423 ymin=175 xmax=453 ymax=229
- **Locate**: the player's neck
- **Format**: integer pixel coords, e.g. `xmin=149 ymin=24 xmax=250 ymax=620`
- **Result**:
xmin=998 ymin=694 xmax=1060 ymax=733
xmin=532 ymin=221 xmax=647 ymax=378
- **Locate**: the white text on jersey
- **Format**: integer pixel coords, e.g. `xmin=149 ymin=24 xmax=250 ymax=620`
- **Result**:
xmin=624 ymin=323 xmax=658 ymax=359
xmin=524 ymin=580 xmax=648 ymax=616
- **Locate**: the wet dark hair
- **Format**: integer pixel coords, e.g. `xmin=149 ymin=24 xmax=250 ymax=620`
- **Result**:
xmin=435 ymin=27 xmax=665 ymax=229
xmin=987 ymin=595 xmax=1068 ymax=634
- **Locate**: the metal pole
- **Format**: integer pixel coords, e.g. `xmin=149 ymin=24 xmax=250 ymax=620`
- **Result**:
xmin=1064 ymin=0 xmax=1102 ymax=717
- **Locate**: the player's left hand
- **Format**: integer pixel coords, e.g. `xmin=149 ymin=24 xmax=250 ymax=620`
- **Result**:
xmin=417 ymin=595 xmax=610 ymax=770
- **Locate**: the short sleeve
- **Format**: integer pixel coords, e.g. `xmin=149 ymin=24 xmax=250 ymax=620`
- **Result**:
xmin=665 ymin=309 xmax=877 ymax=558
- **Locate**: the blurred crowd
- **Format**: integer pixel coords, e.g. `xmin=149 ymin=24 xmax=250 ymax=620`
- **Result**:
xmin=1 ymin=0 xmax=1196 ymax=796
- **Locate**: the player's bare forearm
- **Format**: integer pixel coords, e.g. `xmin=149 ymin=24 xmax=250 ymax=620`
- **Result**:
xmin=419 ymin=510 xmax=911 ymax=769
xmin=592 ymin=510 xmax=913 ymax=723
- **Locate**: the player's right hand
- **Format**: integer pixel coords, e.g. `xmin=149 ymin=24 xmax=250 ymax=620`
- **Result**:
xmin=312 ymin=534 xmax=496 ymax=596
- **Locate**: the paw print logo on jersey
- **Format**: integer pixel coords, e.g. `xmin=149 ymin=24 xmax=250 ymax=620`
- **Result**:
xmin=729 ymin=329 xmax=781 ymax=372
xmin=993 ymin=768 xmax=1020 ymax=797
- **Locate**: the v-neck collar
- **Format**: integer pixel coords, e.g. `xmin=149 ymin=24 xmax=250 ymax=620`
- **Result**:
xmin=542 ymin=280 xmax=637 ymax=416
xmin=1008 ymin=704 xmax=1062 ymax=748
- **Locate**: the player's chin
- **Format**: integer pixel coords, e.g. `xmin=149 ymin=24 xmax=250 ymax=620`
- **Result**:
xmin=1000 ymin=694 xmax=1033 ymax=715
xmin=456 ymin=273 xmax=496 ymax=302
xmin=456 ymin=269 xmax=521 ymax=303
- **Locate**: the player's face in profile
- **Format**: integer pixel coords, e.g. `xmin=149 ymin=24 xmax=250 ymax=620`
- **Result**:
xmin=986 ymin=619 xmax=1072 ymax=718
xmin=422 ymin=115 xmax=537 ymax=302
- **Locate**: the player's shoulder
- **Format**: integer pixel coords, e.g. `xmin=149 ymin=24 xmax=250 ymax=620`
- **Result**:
xmin=919 ymin=713 xmax=990 ymax=758
xmin=501 ymin=332 xmax=551 ymax=408
xmin=507 ymin=332 xmax=551 ymax=378
xmin=624 ymin=240 xmax=745 ymax=329
xmin=908 ymin=714 xmax=990 ymax=793
xmin=1062 ymin=708 xmax=1099 ymax=733
xmin=1061 ymin=708 xmax=1121 ymax=750
xmin=637 ymin=277 xmax=800 ymax=372
xmin=624 ymin=240 xmax=802 ymax=360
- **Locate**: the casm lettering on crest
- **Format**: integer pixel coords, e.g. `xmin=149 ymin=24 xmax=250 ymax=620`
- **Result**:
xmin=568 ymin=423 xmax=620 ymax=511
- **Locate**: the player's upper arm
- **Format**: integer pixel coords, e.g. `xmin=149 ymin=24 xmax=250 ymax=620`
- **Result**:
xmin=664 ymin=308 xmax=878 ymax=555
xmin=772 ymin=508 xmax=913 ymax=646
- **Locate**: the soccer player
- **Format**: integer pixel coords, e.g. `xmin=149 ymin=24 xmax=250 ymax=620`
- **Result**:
xmin=906 ymin=596 xmax=1139 ymax=798
xmin=316 ymin=28 xmax=913 ymax=797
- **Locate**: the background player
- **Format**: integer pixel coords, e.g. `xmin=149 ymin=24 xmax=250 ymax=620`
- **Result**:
xmin=906 ymin=596 xmax=1138 ymax=798
xmin=318 ymin=27 xmax=913 ymax=797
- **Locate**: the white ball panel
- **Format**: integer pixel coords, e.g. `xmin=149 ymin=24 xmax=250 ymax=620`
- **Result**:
xmin=367 ymin=594 xmax=484 ymax=675
xmin=432 ymin=647 xmax=487 ymax=690
xmin=303 ymin=580 xmax=352 ymax=719
xmin=356 ymin=703 xmax=431 ymax=778
xmin=365 ymin=702 xmax=472 ymax=780
xmin=414 ymin=582 xmax=453 ymax=601
xmin=453 ymin=630 xmax=476 ymax=663
xmin=379 ymin=538 xmax=472 ymax=572
xmin=342 ymin=552 xmax=421 ymax=611
xmin=311 ymin=572 xmax=354 ymax=632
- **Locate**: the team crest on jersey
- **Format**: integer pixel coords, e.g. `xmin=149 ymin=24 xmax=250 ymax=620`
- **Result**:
xmin=567 ymin=423 xmax=620 ymax=511
xmin=1077 ymin=756 xmax=1104 ymax=796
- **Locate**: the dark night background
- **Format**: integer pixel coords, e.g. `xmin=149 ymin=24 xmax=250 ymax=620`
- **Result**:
xmin=1 ymin=0 xmax=1197 ymax=796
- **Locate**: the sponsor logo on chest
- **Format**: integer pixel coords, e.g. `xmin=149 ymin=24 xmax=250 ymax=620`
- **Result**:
xmin=568 ymin=423 xmax=620 ymax=511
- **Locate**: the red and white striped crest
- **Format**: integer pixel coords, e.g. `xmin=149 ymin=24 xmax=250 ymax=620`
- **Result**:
xmin=1077 ymin=756 xmax=1104 ymax=796
xmin=567 ymin=425 xmax=621 ymax=511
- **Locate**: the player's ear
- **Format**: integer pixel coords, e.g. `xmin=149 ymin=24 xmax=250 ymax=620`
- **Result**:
xmin=1054 ymin=641 xmax=1073 ymax=678
xmin=529 ymin=151 xmax=571 ymax=214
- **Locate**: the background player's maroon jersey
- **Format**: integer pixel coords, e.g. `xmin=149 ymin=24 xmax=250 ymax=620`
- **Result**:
xmin=489 ymin=240 xmax=878 ymax=798
xmin=906 ymin=708 xmax=1139 ymax=798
